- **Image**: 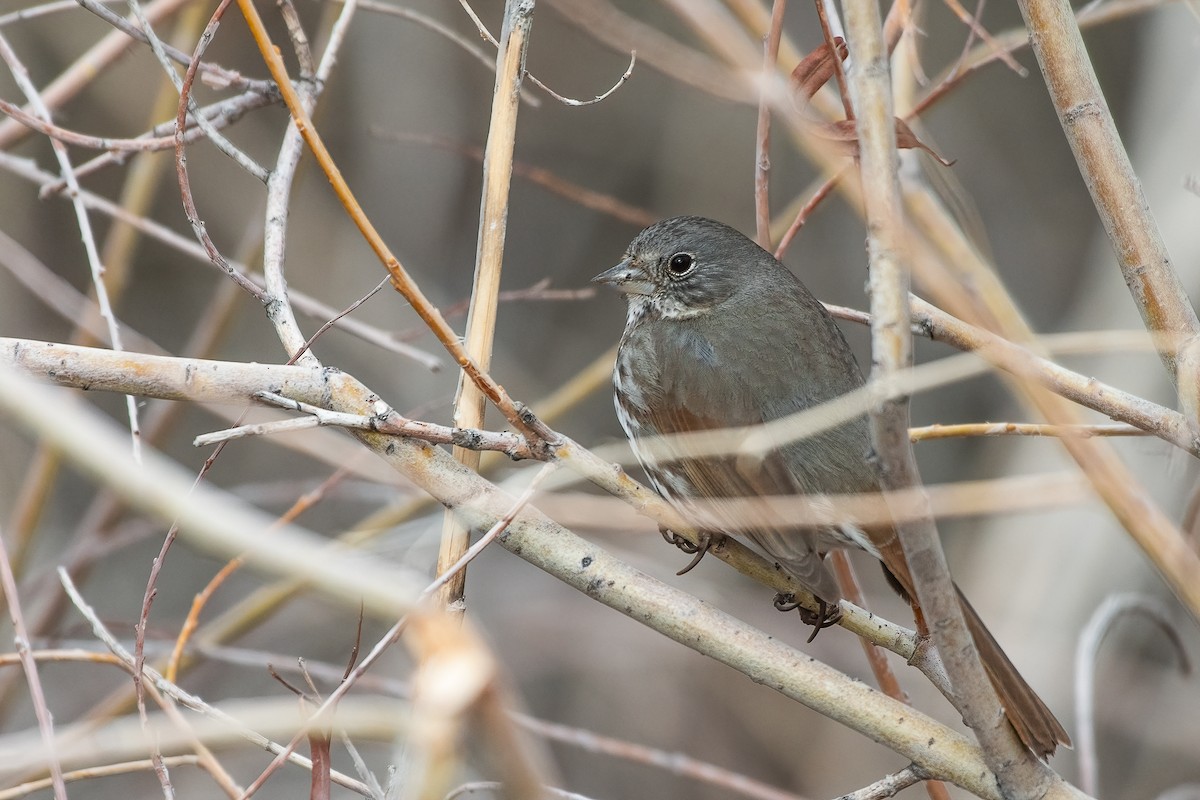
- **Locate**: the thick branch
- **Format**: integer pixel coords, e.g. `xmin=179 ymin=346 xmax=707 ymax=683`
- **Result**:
xmin=842 ymin=0 xmax=1054 ymax=794
xmin=0 ymin=357 xmax=1063 ymax=800
xmin=1017 ymin=0 xmax=1200 ymax=392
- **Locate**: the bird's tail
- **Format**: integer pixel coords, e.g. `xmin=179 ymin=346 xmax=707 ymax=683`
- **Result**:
xmin=956 ymin=587 xmax=1071 ymax=759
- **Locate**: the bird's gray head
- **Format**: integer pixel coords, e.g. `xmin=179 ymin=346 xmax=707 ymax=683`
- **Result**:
xmin=592 ymin=216 xmax=771 ymax=322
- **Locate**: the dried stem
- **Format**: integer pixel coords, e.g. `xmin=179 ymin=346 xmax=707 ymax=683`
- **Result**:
xmin=234 ymin=0 xmax=552 ymax=446
xmin=842 ymin=0 xmax=1053 ymax=792
xmin=754 ymin=0 xmax=787 ymax=249
xmin=438 ymin=0 xmax=536 ymax=613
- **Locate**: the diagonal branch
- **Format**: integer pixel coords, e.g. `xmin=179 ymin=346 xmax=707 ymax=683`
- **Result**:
xmin=1017 ymin=0 xmax=1200 ymax=398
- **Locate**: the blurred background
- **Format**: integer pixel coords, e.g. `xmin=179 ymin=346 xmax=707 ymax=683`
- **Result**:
xmin=0 ymin=0 xmax=1198 ymax=797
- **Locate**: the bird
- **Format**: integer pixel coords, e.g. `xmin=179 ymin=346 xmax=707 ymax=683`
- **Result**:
xmin=592 ymin=215 xmax=1069 ymax=758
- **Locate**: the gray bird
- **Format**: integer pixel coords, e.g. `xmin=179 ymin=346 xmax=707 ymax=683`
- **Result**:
xmin=593 ymin=215 xmax=1069 ymax=758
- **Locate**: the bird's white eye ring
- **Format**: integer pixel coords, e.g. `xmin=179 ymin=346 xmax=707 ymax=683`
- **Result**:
xmin=667 ymin=252 xmax=695 ymax=277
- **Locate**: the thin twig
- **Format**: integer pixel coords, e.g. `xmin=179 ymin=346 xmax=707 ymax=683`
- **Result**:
xmin=235 ymin=0 xmax=554 ymax=445
xmin=190 ymin=391 xmax=542 ymax=460
xmin=0 ymin=151 xmax=442 ymax=367
xmin=0 ymin=29 xmax=142 ymax=461
xmin=173 ymin=0 xmax=267 ymax=301
xmin=424 ymin=463 xmax=556 ymax=599
xmin=909 ymin=421 xmax=1146 ymax=441
xmin=836 ymin=765 xmax=929 ymax=800
xmin=0 ymin=530 xmax=67 ymax=800
xmin=941 ymin=0 xmax=1027 ymax=75
xmin=372 ymin=130 xmax=656 ymax=228
xmin=55 ymin=569 xmax=377 ymax=796
xmin=1074 ymin=593 xmax=1189 ymax=797
xmin=125 ymin=0 xmax=269 ymax=180
xmin=774 ymin=168 xmax=846 ymax=259
xmin=454 ymin=0 xmax=634 ymax=106
xmin=754 ymin=0 xmax=787 ymax=249
xmin=0 ymin=756 xmax=203 ymax=800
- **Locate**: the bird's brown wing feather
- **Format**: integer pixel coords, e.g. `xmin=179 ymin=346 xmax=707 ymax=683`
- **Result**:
xmin=632 ymin=400 xmax=844 ymax=604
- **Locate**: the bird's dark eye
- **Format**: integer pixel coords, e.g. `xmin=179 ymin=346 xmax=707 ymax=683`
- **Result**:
xmin=667 ymin=252 xmax=695 ymax=277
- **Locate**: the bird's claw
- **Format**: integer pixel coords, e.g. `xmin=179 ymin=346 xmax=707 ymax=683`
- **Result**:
xmin=659 ymin=526 xmax=714 ymax=575
xmin=773 ymin=593 xmax=842 ymax=643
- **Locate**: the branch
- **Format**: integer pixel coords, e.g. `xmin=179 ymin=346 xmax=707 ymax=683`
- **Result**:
xmin=0 ymin=342 xmax=1056 ymax=796
xmin=1017 ymin=0 xmax=1200 ymax=396
xmin=235 ymin=0 xmax=554 ymax=447
xmin=439 ymin=0 xmax=536 ymax=612
xmin=842 ymin=0 xmax=1054 ymax=793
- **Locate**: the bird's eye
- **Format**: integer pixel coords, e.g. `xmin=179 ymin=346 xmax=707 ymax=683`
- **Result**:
xmin=667 ymin=252 xmax=695 ymax=277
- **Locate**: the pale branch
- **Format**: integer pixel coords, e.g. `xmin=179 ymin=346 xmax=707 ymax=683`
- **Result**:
xmin=192 ymin=390 xmax=540 ymax=461
xmin=844 ymin=0 xmax=1056 ymax=793
xmin=440 ymin=0 xmax=536 ymax=612
xmin=1017 ymin=0 xmax=1200 ymax=393
xmin=0 ymin=343 xmax=1037 ymax=796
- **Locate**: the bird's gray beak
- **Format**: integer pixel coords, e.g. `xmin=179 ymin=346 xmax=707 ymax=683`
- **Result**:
xmin=591 ymin=259 xmax=654 ymax=297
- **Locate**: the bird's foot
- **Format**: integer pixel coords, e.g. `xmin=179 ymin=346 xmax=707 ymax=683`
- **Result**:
xmin=774 ymin=593 xmax=843 ymax=643
xmin=658 ymin=526 xmax=714 ymax=575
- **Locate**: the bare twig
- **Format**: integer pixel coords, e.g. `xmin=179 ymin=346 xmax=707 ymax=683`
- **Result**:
xmin=754 ymin=0 xmax=787 ymax=249
xmin=837 ymin=765 xmax=928 ymax=800
xmin=235 ymin=0 xmax=554 ymax=445
xmin=0 ymin=29 xmax=142 ymax=461
xmin=424 ymin=463 xmax=556 ymax=599
xmin=0 ymin=756 xmax=203 ymax=800
xmin=909 ymin=422 xmax=1146 ymax=441
xmin=55 ymin=569 xmax=378 ymax=795
xmin=842 ymin=0 xmax=1051 ymax=791
xmin=190 ymin=391 xmax=541 ymax=461
xmin=1017 ymin=0 xmax=1200 ymax=396
xmin=0 ymin=529 xmax=67 ymax=800
xmin=453 ymin=0 xmax=633 ymax=106
xmin=125 ymin=0 xmax=269 ymax=180
xmin=372 ymin=130 xmax=656 ymax=228
xmin=438 ymin=0 xmax=537 ymax=613
xmin=941 ymin=0 xmax=1027 ymax=75
xmin=0 ymin=151 xmax=442 ymax=367
xmin=173 ymin=0 xmax=267 ymax=302
xmin=1074 ymin=594 xmax=1190 ymax=797
xmin=774 ymin=168 xmax=846 ymax=259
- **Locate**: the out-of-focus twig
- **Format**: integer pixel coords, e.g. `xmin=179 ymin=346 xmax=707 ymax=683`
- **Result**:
xmin=1074 ymin=593 xmax=1190 ymax=798
xmin=0 ymin=29 xmax=142 ymax=461
xmin=0 ymin=531 xmax=67 ymax=800
xmin=372 ymin=131 xmax=656 ymax=228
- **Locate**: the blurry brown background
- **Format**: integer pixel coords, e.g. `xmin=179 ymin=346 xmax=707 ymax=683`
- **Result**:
xmin=0 ymin=1 xmax=1198 ymax=798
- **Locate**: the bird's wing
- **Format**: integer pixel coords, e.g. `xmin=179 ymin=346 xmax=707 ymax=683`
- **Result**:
xmin=633 ymin=399 xmax=844 ymax=604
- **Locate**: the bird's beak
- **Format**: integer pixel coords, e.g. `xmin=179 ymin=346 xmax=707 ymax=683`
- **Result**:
xmin=591 ymin=259 xmax=654 ymax=297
